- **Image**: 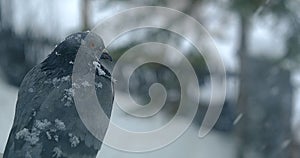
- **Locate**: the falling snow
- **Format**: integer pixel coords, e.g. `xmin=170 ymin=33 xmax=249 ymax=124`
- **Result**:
xmin=233 ymin=113 xmax=243 ymax=125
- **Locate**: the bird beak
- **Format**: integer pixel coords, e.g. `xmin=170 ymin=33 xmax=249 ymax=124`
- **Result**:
xmin=98 ymin=56 xmax=116 ymax=83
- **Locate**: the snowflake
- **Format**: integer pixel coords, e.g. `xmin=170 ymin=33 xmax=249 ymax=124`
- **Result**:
xmin=55 ymin=119 xmax=66 ymax=131
xmin=52 ymin=147 xmax=63 ymax=158
xmin=69 ymin=133 xmax=80 ymax=148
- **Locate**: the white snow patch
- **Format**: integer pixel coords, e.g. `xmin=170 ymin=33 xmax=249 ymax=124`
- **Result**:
xmin=32 ymin=111 xmax=37 ymax=117
xmin=50 ymin=128 xmax=57 ymax=133
xmin=81 ymin=81 xmax=92 ymax=87
xmin=68 ymin=133 xmax=80 ymax=148
xmin=61 ymin=88 xmax=75 ymax=107
xmin=65 ymin=88 xmax=75 ymax=97
xmin=74 ymin=34 xmax=82 ymax=42
xmin=72 ymin=83 xmax=80 ymax=89
xmin=81 ymin=39 xmax=86 ymax=45
xmin=96 ymin=82 xmax=103 ymax=89
xmin=46 ymin=76 xmax=71 ymax=86
xmin=52 ymin=147 xmax=63 ymax=158
xmin=46 ymin=131 xmax=52 ymax=140
xmin=35 ymin=119 xmax=51 ymax=130
xmin=93 ymin=61 xmax=106 ymax=76
xmin=15 ymin=128 xmax=40 ymax=145
xmin=61 ymin=76 xmax=71 ymax=82
xmin=54 ymin=119 xmax=66 ymax=131
xmin=28 ymin=88 xmax=34 ymax=93
xmin=15 ymin=128 xmax=30 ymax=140
xmin=54 ymin=135 xmax=59 ymax=142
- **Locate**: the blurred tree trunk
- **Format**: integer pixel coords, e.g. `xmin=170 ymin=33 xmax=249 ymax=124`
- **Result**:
xmin=0 ymin=0 xmax=2 ymax=26
xmin=81 ymin=0 xmax=90 ymax=31
xmin=236 ymin=14 xmax=293 ymax=158
xmin=0 ymin=0 xmax=13 ymax=28
xmin=291 ymin=141 xmax=300 ymax=158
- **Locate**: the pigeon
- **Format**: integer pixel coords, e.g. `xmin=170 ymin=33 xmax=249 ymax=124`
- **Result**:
xmin=3 ymin=32 xmax=114 ymax=158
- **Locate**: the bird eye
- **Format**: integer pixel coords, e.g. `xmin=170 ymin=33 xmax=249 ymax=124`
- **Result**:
xmin=90 ymin=42 xmax=95 ymax=48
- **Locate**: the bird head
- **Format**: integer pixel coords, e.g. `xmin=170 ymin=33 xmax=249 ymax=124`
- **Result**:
xmin=42 ymin=31 xmax=114 ymax=79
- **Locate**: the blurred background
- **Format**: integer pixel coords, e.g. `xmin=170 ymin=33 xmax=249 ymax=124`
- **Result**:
xmin=0 ymin=0 xmax=299 ymax=158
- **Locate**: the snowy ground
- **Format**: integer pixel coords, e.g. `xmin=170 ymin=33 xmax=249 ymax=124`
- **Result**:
xmin=98 ymin=98 xmax=237 ymax=158
xmin=99 ymin=125 xmax=236 ymax=158
xmin=0 ymin=74 xmax=236 ymax=157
